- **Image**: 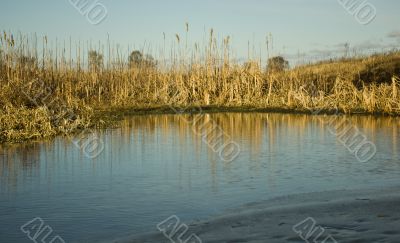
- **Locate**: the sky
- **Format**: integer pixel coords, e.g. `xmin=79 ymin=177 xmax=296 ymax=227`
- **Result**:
xmin=1 ymin=0 xmax=399 ymax=64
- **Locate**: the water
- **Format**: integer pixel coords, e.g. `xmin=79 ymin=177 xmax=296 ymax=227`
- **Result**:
xmin=0 ymin=113 xmax=399 ymax=242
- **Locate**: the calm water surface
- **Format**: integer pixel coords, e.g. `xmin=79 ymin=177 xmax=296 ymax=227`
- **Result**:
xmin=0 ymin=113 xmax=399 ymax=242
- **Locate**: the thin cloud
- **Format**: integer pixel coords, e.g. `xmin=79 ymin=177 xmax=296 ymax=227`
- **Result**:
xmin=285 ymin=36 xmax=399 ymax=65
xmin=354 ymin=40 xmax=385 ymax=50
xmin=387 ymin=31 xmax=400 ymax=38
xmin=332 ymin=42 xmax=350 ymax=48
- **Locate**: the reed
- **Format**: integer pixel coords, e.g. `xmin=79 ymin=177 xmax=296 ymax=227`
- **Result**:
xmin=0 ymin=30 xmax=399 ymax=143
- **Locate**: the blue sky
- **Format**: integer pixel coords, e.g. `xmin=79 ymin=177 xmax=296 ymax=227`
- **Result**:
xmin=1 ymin=0 xmax=399 ymax=64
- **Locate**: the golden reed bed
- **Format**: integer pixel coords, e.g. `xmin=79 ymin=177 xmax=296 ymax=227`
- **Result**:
xmin=0 ymin=30 xmax=399 ymax=142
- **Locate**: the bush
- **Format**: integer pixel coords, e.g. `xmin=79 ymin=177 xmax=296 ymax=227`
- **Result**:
xmin=267 ymin=56 xmax=289 ymax=72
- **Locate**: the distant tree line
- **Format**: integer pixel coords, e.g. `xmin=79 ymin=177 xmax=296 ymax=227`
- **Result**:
xmin=242 ymin=56 xmax=289 ymax=73
xmin=128 ymin=50 xmax=157 ymax=68
xmin=88 ymin=50 xmax=157 ymax=71
xmin=6 ymin=49 xmax=288 ymax=73
xmin=87 ymin=50 xmax=288 ymax=72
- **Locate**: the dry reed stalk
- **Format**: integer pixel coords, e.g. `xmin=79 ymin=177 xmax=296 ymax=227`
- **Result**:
xmin=393 ymin=75 xmax=399 ymax=100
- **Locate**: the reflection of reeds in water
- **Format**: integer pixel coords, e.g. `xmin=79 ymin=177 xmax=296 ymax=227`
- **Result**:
xmin=0 ymin=143 xmax=41 ymax=193
xmin=101 ymin=114 xmax=400 ymax=190
xmin=1 ymin=114 xmax=399 ymax=192
xmin=118 ymin=113 xmax=400 ymax=160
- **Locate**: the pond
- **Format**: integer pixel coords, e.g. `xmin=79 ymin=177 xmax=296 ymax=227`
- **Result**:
xmin=1 ymin=113 xmax=399 ymax=242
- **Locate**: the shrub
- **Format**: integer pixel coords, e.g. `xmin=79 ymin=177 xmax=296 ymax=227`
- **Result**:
xmin=267 ymin=56 xmax=289 ymax=72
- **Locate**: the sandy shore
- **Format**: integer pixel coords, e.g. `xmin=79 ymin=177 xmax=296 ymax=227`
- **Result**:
xmin=111 ymin=186 xmax=400 ymax=243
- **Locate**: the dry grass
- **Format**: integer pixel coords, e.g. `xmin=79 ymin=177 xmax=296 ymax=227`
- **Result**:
xmin=0 ymin=31 xmax=399 ymax=142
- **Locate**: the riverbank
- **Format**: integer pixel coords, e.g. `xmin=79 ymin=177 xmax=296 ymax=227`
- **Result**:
xmin=2 ymin=104 xmax=399 ymax=144
xmin=2 ymin=102 xmax=400 ymax=145
xmin=113 ymin=186 xmax=400 ymax=243
xmin=1 ymin=31 xmax=400 ymax=143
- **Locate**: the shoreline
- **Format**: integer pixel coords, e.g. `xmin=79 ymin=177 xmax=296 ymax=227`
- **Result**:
xmin=96 ymin=105 xmax=400 ymax=118
xmin=1 ymin=105 xmax=399 ymax=145
xmin=111 ymin=186 xmax=400 ymax=243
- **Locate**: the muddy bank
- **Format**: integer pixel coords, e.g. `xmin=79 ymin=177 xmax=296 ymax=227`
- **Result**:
xmin=112 ymin=186 xmax=400 ymax=243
